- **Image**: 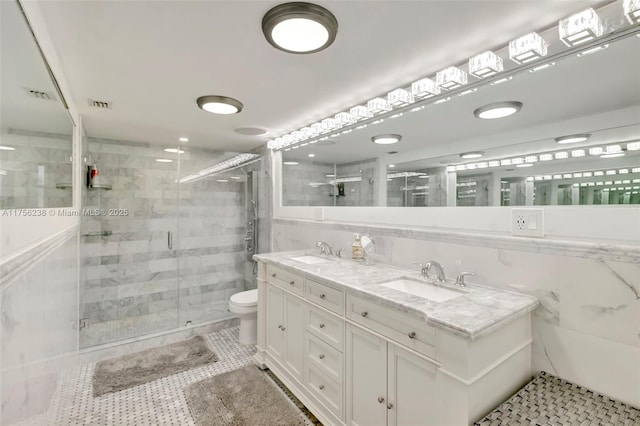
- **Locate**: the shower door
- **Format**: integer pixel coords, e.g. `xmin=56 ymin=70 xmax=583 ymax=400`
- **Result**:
xmin=176 ymin=148 xmax=249 ymax=327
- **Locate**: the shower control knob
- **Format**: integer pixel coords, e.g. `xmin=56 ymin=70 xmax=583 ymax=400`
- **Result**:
xmin=378 ymin=397 xmax=385 ymax=404
xmin=319 ymin=354 xmax=325 ymax=360
xmin=319 ymin=323 xmax=325 ymax=328
xmin=387 ymin=403 xmax=393 ymax=410
xmin=271 ymin=273 xmax=276 ymax=278
xmin=408 ymin=331 xmax=416 ymax=339
xmin=289 ymin=280 xmax=295 ymax=285
xmin=361 ymin=311 xmax=368 ymax=317
xmin=319 ymin=294 xmax=326 ymax=299
xmin=319 ymin=385 xmax=325 ymax=390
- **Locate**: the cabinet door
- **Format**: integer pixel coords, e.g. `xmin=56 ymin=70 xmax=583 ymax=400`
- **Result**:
xmin=284 ymin=292 xmax=305 ymax=380
xmin=346 ymin=324 xmax=387 ymax=426
xmin=266 ymin=285 xmax=285 ymax=361
xmin=387 ymin=345 xmax=439 ymax=426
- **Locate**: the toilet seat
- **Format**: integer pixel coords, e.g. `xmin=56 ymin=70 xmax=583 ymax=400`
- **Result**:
xmin=230 ymin=289 xmax=258 ymax=308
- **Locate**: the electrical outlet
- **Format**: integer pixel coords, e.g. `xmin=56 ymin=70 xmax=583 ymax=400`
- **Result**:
xmin=511 ymin=208 xmax=544 ymax=237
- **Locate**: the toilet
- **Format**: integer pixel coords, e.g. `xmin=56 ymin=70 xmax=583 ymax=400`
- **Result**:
xmin=229 ymin=289 xmax=258 ymax=345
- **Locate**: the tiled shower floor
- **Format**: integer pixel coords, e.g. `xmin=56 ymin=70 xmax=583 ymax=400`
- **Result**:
xmin=14 ymin=326 xmax=311 ymax=426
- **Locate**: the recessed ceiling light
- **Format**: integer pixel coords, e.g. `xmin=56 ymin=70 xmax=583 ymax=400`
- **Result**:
xmin=197 ymin=95 xmax=243 ymax=114
xmin=0 ymin=146 xmax=16 ymax=151
xmin=474 ymin=101 xmax=522 ymax=119
xmin=178 ymin=137 xmax=189 ymax=142
xmin=460 ymin=151 xmax=484 ymax=159
xmin=372 ymin=134 xmax=402 ymax=145
xmin=555 ymin=134 xmax=590 ymax=144
xmin=234 ymin=127 xmax=269 ymax=136
xmin=388 ymin=164 xmax=395 ymax=168
xmin=164 ymin=148 xmax=185 ymax=154
xmin=217 ymin=179 xmax=229 ymax=183
xmin=230 ymin=176 xmax=242 ymax=180
xmin=283 ymin=161 xmax=299 ymax=165
xmin=156 ymin=159 xmax=173 ymax=163
xmin=262 ymin=2 xmax=338 ymax=54
xmin=308 ymin=154 xmax=315 ymax=158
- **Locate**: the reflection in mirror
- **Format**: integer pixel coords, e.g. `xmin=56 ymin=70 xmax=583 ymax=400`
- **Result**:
xmin=281 ymin=9 xmax=639 ymax=208
xmin=0 ymin=0 xmax=74 ymax=209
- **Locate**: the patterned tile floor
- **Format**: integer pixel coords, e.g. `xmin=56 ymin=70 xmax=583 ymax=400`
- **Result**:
xmin=14 ymin=326 xmax=312 ymax=426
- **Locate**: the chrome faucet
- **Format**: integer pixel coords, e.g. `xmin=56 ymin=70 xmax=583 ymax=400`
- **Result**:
xmin=424 ymin=261 xmax=446 ymax=282
xmin=316 ymin=241 xmax=333 ymax=256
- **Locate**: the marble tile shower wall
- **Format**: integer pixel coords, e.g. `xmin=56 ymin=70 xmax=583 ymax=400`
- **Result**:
xmin=0 ymin=131 xmax=73 ymax=209
xmin=282 ymin=160 xmax=334 ymax=206
xmin=272 ymin=220 xmax=640 ymax=408
xmin=1 ymin=234 xmax=78 ymax=424
xmin=80 ymin=140 xmax=247 ymax=347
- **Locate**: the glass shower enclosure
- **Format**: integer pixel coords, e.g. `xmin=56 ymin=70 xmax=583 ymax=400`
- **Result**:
xmin=79 ymin=138 xmax=261 ymax=348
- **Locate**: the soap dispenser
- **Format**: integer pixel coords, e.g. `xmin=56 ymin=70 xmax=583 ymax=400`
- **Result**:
xmin=352 ymin=233 xmax=364 ymax=261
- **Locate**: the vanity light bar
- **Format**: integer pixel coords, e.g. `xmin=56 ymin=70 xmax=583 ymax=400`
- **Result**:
xmin=179 ymin=153 xmax=260 ymax=183
xmin=267 ymin=3 xmax=629 ymax=152
xmin=387 ymin=172 xmax=428 ymax=179
xmin=448 ymin=141 xmax=636 ymax=172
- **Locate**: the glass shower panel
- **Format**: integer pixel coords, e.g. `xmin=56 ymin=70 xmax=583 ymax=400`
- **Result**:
xmin=176 ymin=148 xmax=248 ymax=327
xmin=79 ymin=139 xmax=179 ymax=348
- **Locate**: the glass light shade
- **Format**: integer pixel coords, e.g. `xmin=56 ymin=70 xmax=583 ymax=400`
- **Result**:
xmin=626 ymin=141 xmax=640 ymax=151
xmin=291 ymin=130 xmax=304 ymax=141
xmin=539 ymin=154 xmax=553 ymax=161
xmin=555 ymin=152 xmax=569 ymax=159
xmin=559 ymin=8 xmax=604 ymax=47
xmin=525 ymin=155 xmax=538 ymax=163
xmin=335 ymin=112 xmax=356 ymax=126
xmin=571 ymin=149 xmax=586 ymax=157
xmin=387 ymin=88 xmax=414 ymax=106
xmin=411 ymin=78 xmax=440 ymax=99
xmin=350 ymin=105 xmax=372 ymax=120
xmin=436 ymin=66 xmax=468 ymax=90
xmin=311 ymin=122 xmax=327 ymax=134
xmin=624 ymin=0 xmax=640 ymax=24
xmin=301 ymin=127 xmax=316 ymax=138
xmin=589 ymin=147 xmax=604 ymax=155
xmin=509 ymin=32 xmax=548 ymax=64
xmin=604 ymin=145 xmax=623 ymax=154
xmin=321 ymin=118 xmax=338 ymax=130
xmin=367 ymin=97 xmax=392 ymax=114
xmin=271 ymin=19 xmax=329 ymax=53
xmin=469 ymin=51 xmax=504 ymax=78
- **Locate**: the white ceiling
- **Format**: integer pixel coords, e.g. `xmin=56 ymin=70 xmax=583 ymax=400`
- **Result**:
xmin=35 ymin=0 xmax=606 ymax=150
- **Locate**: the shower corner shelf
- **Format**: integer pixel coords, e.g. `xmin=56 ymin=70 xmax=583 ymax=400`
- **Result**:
xmin=89 ymin=184 xmax=112 ymax=190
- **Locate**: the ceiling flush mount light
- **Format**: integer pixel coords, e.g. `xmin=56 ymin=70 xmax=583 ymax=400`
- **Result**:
xmin=436 ymin=66 xmax=468 ymax=90
xmin=474 ymin=101 xmax=522 ymax=119
xmin=624 ymin=0 xmax=640 ymax=24
xmin=509 ymin=32 xmax=548 ymax=64
xmin=262 ymin=2 xmax=338 ymax=54
xmin=469 ymin=51 xmax=504 ymax=78
xmin=555 ymin=134 xmax=590 ymax=144
xmin=559 ymin=8 xmax=603 ymax=47
xmin=460 ymin=151 xmax=484 ymax=159
xmin=178 ymin=137 xmax=189 ymax=142
xmin=197 ymin=95 xmax=243 ymax=114
xmin=372 ymin=134 xmax=402 ymax=145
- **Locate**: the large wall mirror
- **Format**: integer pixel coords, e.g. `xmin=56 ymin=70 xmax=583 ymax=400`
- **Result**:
xmin=0 ymin=0 xmax=74 ymax=209
xmin=281 ymin=6 xmax=639 ymax=208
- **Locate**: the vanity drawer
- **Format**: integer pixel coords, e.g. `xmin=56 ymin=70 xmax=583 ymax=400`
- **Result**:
xmin=305 ymin=278 xmax=345 ymax=315
xmin=305 ymin=332 xmax=343 ymax=384
xmin=306 ymin=304 xmax=344 ymax=351
xmin=305 ymin=361 xmax=343 ymax=420
xmin=346 ymin=294 xmax=437 ymax=360
xmin=266 ymin=264 xmax=303 ymax=296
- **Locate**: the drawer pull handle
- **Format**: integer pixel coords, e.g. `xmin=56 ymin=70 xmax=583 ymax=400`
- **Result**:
xmin=387 ymin=403 xmax=393 ymax=410
xmin=408 ymin=331 xmax=416 ymax=339
xmin=289 ymin=280 xmax=295 ymax=285
xmin=319 ymin=354 xmax=325 ymax=360
xmin=271 ymin=273 xmax=276 ymax=278
xmin=319 ymin=323 xmax=325 ymax=329
xmin=361 ymin=311 xmax=368 ymax=317
xmin=377 ymin=397 xmax=385 ymax=404
xmin=319 ymin=385 xmax=325 ymax=390
xmin=319 ymin=293 xmax=326 ymax=299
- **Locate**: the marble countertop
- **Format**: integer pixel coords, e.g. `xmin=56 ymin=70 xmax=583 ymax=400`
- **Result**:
xmin=254 ymin=250 xmax=539 ymax=340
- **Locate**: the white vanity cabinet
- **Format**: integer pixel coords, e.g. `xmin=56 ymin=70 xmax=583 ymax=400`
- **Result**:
xmin=254 ymin=258 xmax=534 ymax=426
xmin=347 ymin=324 xmax=439 ymax=426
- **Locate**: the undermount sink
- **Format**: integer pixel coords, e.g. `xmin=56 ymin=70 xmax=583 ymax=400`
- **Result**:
xmin=381 ymin=277 xmax=466 ymax=302
xmin=290 ymin=255 xmax=334 ymax=265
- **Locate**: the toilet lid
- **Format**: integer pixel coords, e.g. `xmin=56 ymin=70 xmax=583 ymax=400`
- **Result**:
xmin=230 ymin=289 xmax=258 ymax=307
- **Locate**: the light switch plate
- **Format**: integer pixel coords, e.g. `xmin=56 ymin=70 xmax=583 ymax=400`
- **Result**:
xmin=511 ymin=208 xmax=544 ymax=237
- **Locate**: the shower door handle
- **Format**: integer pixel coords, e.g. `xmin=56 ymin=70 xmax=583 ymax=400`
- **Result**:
xmin=168 ymin=231 xmax=173 ymax=250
